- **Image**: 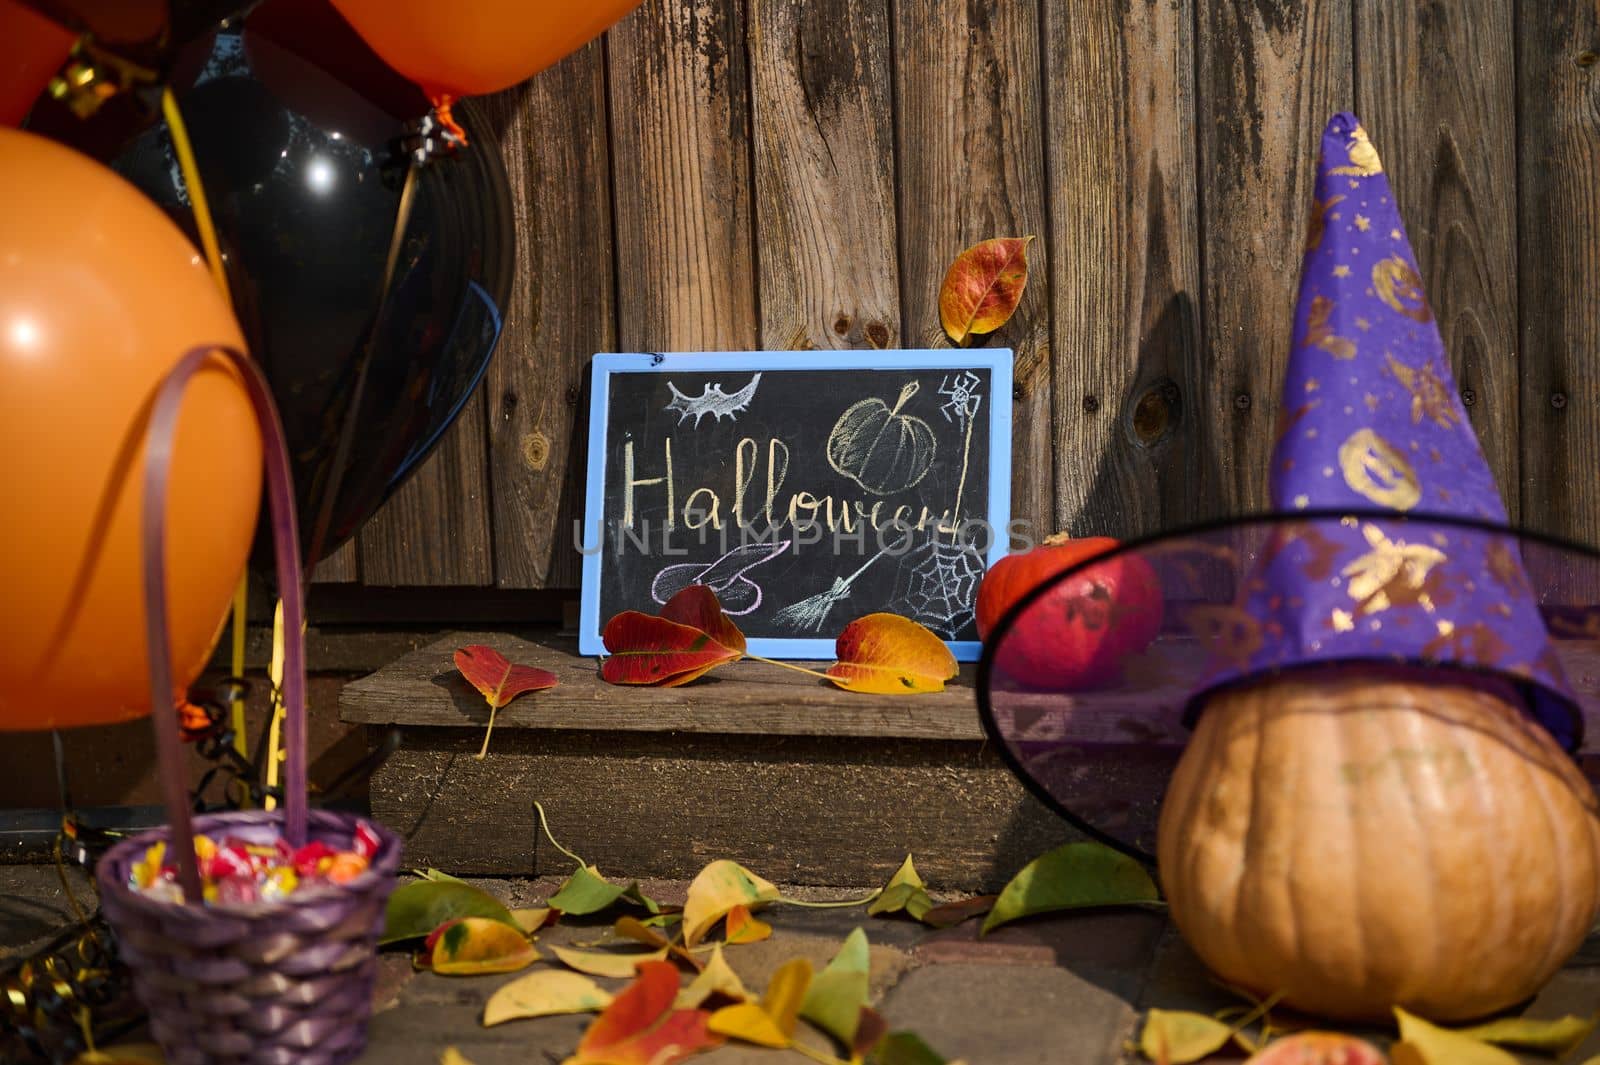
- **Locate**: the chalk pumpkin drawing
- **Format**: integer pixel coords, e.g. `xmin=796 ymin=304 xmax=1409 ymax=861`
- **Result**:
xmin=650 ymin=539 xmax=791 ymax=615
xmin=826 ymin=381 xmax=937 ymax=495
xmin=664 ymin=373 xmax=762 ymax=427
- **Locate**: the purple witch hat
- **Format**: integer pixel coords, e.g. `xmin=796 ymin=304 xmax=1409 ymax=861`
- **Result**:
xmin=977 ymin=113 xmax=1594 ymax=859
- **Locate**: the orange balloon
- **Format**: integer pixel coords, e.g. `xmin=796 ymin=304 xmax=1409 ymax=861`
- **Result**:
xmin=0 ymin=128 xmax=262 ymax=731
xmin=330 ymin=0 xmax=642 ymax=102
xmin=0 ymin=0 xmax=76 ymax=128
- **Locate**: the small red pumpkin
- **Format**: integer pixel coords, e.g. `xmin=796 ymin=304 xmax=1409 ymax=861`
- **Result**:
xmin=976 ymin=533 xmax=1162 ymax=690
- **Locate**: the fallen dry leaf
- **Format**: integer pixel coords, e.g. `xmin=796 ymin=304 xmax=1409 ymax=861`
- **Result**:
xmin=382 ymin=877 xmax=518 ymax=946
xmin=1243 ymin=1032 xmax=1385 ymax=1063
xmin=1139 ymin=1009 xmax=1239 ymax=1064
xmin=70 ymin=1047 xmax=167 ymax=1065
xmin=511 ymin=907 xmax=554 ymax=935
xmin=600 ymin=612 xmax=741 ymax=687
xmin=868 ymin=854 xmax=934 ymax=922
xmin=659 ymin=585 xmax=747 ymax=656
xmin=454 ymin=645 xmax=559 ymax=759
xmin=938 ymin=236 xmax=1035 ymax=345
xmin=982 ymin=841 xmax=1159 ymax=934
xmin=1392 ymin=1008 xmax=1519 ymax=1065
xmin=824 ymin=614 xmax=957 ymax=695
xmin=484 ymin=969 xmax=614 ymax=1027
xmin=683 ymin=860 xmax=781 ymax=947
xmin=571 ymin=961 xmax=721 ymax=1065
xmin=675 ymin=944 xmax=752 ymax=1010
xmin=550 ymin=943 xmax=670 ymax=979
xmin=919 ymin=895 xmax=996 ymax=929
xmin=708 ymin=957 xmax=813 ymax=1048
xmin=424 ymin=916 xmax=539 ymax=976
xmin=548 ymin=865 xmax=664 ymax=917
xmin=439 ymin=1050 xmax=476 ymax=1065
xmin=724 ymin=904 xmax=773 ymax=945
xmin=1453 ymin=1013 xmax=1596 ymax=1056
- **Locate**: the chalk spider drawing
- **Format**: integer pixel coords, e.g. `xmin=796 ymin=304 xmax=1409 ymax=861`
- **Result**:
xmin=650 ymin=538 xmax=790 ymax=615
xmin=664 ymin=373 xmax=762 ymax=427
xmin=889 ymin=536 xmax=986 ymax=638
xmin=937 ymin=371 xmax=983 ymax=430
xmin=772 ymin=549 xmax=888 ymax=633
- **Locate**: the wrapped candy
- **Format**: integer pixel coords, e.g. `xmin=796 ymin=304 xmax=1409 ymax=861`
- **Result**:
xmin=127 ymin=821 xmax=379 ymax=906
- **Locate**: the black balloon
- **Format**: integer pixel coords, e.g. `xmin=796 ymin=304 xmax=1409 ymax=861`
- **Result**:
xmin=32 ymin=3 xmax=513 ymax=564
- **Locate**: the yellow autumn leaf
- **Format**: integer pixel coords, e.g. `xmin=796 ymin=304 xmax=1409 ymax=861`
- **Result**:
xmin=1392 ymin=1008 xmax=1520 ymax=1065
xmin=1454 ymin=1013 xmax=1597 ymax=1055
xmin=483 ymin=969 xmax=615 ymax=1027
xmin=725 ymin=904 xmax=773 ymax=944
xmin=824 ymin=614 xmax=958 ymax=695
xmin=683 ymin=860 xmax=780 ymax=947
xmin=1139 ymin=1009 xmax=1235 ymax=1064
xmin=440 ymin=1050 xmax=476 ymax=1065
xmin=429 ymin=916 xmax=540 ymax=976
xmin=549 ymin=943 xmax=670 ymax=979
xmin=708 ymin=957 xmax=813 ymax=1048
xmin=676 ymin=944 xmax=751 ymax=1009
xmin=510 ymin=907 xmax=554 ymax=935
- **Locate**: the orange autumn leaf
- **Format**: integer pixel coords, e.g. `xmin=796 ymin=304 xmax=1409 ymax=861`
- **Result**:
xmin=600 ymin=612 xmax=742 ymax=687
xmin=939 ymin=235 xmax=1035 ymax=345
xmin=824 ymin=613 xmax=958 ymax=694
xmin=659 ymin=585 xmax=748 ymax=656
xmin=724 ymin=904 xmax=772 ymax=944
xmin=572 ymin=960 xmax=721 ymax=1065
xmin=453 ymin=644 xmax=559 ymax=758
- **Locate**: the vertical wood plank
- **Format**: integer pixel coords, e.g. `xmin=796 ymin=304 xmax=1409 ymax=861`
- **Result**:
xmin=478 ymin=47 xmax=616 ymax=589
xmin=358 ymin=394 xmax=494 ymax=585
xmin=748 ymin=0 xmax=899 ymax=351
xmin=1519 ymin=3 xmax=1600 ymax=542
xmin=1356 ymin=0 xmax=1519 ymax=519
xmin=608 ymin=0 xmax=758 ymax=351
xmin=1044 ymin=0 xmax=1201 ymax=537
xmin=311 ymin=541 xmax=359 ymax=583
xmin=894 ymin=0 xmax=1053 ymax=542
xmin=1196 ymin=0 xmax=1352 ymax=515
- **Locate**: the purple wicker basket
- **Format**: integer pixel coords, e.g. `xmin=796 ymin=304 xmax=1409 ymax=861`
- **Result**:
xmin=94 ymin=346 xmax=401 ymax=1065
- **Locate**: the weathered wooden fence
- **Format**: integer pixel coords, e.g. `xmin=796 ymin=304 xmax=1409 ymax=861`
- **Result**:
xmin=314 ymin=0 xmax=1600 ymax=590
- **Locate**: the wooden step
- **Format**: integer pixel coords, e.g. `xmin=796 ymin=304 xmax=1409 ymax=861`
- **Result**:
xmin=342 ymin=632 xmax=1600 ymax=890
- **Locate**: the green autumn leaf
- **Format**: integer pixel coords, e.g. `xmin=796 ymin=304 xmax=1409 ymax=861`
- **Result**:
xmin=981 ymin=841 xmax=1160 ymax=934
xmin=483 ymin=969 xmax=614 ymax=1027
xmin=546 ymin=865 xmax=665 ymax=917
xmin=1138 ymin=1009 xmax=1236 ymax=1064
xmin=683 ymin=860 xmax=780 ymax=947
xmin=1393 ymin=1008 xmax=1520 ymax=1065
xmin=1453 ymin=1013 xmax=1597 ymax=1055
xmin=868 ymin=855 xmax=934 ymax=922
xmin=801 ymin=927 xmax=871 ymax=1048
xmin=873 ymin=1031 xmax=949 ymax=1065
xmin=382 ymin=877 xmax=517 ymax=946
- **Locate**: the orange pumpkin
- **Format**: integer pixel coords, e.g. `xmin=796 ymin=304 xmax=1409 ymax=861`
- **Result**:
xmin=1158 ymin=664 xmax=1600 ymax=1022
xmin=976 ymin=534 xmax=1162 ymax=690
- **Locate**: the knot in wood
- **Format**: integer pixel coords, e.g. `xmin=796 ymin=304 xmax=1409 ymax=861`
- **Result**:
xmin=521 ymin=430 xmax=552 ymax=471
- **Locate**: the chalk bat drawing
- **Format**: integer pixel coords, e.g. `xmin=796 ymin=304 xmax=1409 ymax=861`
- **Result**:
xmin=826 ymin=381 xmax=937 ymax=495
xmin=664 ymin=373 xmax=762 ymax=427
xmin=772 ymin=549 xmax=889 ymax=633
xmin=651 ymin=539 xmax=791 ymax=615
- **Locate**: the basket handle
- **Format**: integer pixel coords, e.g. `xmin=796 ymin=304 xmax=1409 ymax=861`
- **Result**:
xmin=142 ymin=345 xmax=306 ymax=903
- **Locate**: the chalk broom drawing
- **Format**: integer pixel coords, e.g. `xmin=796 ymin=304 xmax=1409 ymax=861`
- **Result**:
xmin=650 ymin=539 xmax=791 ymax=615
xmin=772 ymin=548 xmax=890 ymax=633
xmin=826 ymin=381 xmax=937 ymax=495
xmin=664 ymin=373 xmax=762 ymax=427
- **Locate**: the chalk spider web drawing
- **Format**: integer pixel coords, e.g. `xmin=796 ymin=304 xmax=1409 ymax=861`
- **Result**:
xmin=773 ymin=548 xmax=888 ymax=633
xmin=938 ymin=371 xmax=983 ymax=430
xmin=664 ymin=373 xmax=762 ymax=427
xmin=890 ymin=537 xmax=986 ymax=638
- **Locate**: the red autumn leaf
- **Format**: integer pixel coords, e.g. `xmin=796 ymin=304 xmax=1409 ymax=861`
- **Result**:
xmin=824 ymin=613 xmax=958 ymax=694
xmin=659 ymin=585 xmax=748 ymax=656
xmin=938 ymin=235 xmax=1035 ymax=345
xmin=453 ymin=644 xmax=559 ymax=759
xmin=600 ymin=612 xmax=741 ymax=687
xmin=573 ymin=960 xmax=721 ymax=1065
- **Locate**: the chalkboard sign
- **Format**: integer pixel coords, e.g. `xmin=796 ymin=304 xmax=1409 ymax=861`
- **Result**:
xmin=578 ymin=351 xmax=1013 ymax=660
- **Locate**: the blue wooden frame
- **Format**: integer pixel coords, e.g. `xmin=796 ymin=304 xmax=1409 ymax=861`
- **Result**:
xmin=578 ymin=350 xmax=1014 ymax=661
